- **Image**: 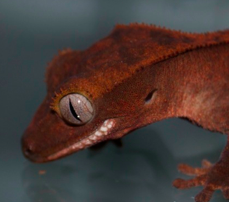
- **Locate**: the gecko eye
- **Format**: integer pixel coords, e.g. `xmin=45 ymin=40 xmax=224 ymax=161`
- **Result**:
xmin=59 ymin=93 xmax=94 ymax=125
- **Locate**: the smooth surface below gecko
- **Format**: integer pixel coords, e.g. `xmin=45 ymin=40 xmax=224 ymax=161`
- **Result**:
xmin=1 ymin=1 xmax=229 ymax=202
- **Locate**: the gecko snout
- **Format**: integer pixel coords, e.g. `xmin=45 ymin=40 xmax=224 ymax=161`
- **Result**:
xmin=21 ymin=136 xmax=36 ymax=162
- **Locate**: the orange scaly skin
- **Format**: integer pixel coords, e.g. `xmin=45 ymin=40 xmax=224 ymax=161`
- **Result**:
xmin=22 ymin=24 xmax=229 ymax=202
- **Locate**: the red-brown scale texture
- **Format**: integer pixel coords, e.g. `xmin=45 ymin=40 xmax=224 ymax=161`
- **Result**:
xmin=22 ymin=24 xmax=229 ymax=202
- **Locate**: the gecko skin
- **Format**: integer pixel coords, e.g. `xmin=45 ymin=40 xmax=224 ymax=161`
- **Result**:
xmin=22 ymin=24 xmax=229 ymax=202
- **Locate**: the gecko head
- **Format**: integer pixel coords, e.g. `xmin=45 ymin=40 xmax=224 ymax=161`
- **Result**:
xmin=22 ymin=70 xmax=155 ymax=163
xmin=22 ymin=63 xmax=164 ymax=163
xmin=22 ymin=96 xmax=118 ymax=162
xmin=22 ymin=32 xmax=168 ymax=163
xmin=22 ymin=85 xmax=142 ymax=163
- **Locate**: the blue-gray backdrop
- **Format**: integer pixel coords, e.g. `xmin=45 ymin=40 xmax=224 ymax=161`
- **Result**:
xmin=0 ymin=1 xmax=228 ymax=202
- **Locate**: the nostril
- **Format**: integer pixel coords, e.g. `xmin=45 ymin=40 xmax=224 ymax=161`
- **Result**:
xmin=21 ymin=131 xmax=41 ymax=162
xmin=24 ymin=147 xmax=33 ymax=157
xmin=22 ymin=138 xmax=35 ymax=158
xmin=22 ymin=142 xmax=39 ymax=162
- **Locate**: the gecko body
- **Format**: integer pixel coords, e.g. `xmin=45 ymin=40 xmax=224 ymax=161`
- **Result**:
xmin=22 ymin=24 xmax=229 ymax=202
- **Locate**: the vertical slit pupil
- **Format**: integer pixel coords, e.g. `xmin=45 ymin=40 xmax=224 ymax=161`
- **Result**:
xmin=69 ymin=99 xmax=81 ymax=121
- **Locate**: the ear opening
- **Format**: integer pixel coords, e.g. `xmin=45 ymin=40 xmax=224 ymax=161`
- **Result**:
xmin=144 ymin=89 xmax=157 ymax=104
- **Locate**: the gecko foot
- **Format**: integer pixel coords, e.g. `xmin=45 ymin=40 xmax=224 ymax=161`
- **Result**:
xmin=173 ymin=159 xmax=229 ymax=202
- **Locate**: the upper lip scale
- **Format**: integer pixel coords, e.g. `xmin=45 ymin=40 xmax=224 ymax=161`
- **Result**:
xmin=46 ymin=119 xmax=116 ymax=161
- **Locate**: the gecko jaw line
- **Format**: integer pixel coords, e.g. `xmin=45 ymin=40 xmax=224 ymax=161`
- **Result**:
xmin=47 ymin=119 xmax=116 ymax=160
xmin=72 ymin=119 xmax=115 ymax=149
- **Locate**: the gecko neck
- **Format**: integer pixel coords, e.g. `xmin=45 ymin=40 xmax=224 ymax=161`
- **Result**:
xmin=173 ymin=43 xmax=229 ymax=133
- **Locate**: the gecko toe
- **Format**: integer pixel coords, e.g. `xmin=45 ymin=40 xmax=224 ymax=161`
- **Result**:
xmin=222 ymin=187 xmax=229 ymax=199
xmin=178 ymin=163 xmax=197 ymax=175
xmin=178 ymin=163 xmax=208 ymax=176
xmin=195 ymin=187 xmax=214 ymax=202
xmin=173 ymin=178 xmax=186 ymax=188
xmin=173 ymin=175 xmax=206 ymax=189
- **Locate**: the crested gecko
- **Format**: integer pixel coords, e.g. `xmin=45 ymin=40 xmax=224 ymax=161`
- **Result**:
xmin=22 ymin=24 xmax=229 ymax=202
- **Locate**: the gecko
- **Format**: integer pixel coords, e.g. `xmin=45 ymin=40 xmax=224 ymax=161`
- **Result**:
xmin=22 ymin=24 xmax=229 ymax=202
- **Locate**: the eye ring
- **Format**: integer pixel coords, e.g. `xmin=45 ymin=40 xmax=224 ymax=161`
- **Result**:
xmin=59 ymin=93 xmax=94 ymax=125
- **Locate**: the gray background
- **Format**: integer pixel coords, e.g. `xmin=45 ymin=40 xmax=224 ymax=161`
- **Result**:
xmin=0 ymin=0 xmax=228 ymax=202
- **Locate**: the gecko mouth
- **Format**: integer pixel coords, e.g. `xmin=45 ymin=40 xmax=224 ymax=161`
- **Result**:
xmin=46 ymin=119 xmax=116 ymax=161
